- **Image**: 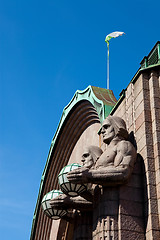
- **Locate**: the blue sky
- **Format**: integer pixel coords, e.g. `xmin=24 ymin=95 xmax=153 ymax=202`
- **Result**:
xmin=0 ymin=0 xmax=160 ymax=239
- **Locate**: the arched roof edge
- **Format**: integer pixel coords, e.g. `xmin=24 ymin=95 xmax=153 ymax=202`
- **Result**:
xmin=30 ymin=85 xmax=116 ymax=239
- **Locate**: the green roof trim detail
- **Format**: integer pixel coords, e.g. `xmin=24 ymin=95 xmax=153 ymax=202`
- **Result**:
xmin=140 ymin=41 xmax=160 ymax=69
xmin=30 ymin=85 xmax=117 ymax=240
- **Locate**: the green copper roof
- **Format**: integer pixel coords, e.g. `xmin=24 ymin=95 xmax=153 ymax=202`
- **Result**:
xmin=140 ymin=41 xmax=160 ymax=69
xmin=30 ymin=85 xmax=117 ymax=239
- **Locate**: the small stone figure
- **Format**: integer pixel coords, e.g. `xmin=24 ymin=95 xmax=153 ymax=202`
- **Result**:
xmin=81 ymin=145 xmax=103 ymax=169
xmin=67 ymin=115 xmax=137 ymax=186
xmin=50 ymin=146 xmax=103 ymax=210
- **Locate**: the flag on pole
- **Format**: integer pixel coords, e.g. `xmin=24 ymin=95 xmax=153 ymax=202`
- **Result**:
xmin=105 ymin=31 xmax=125 ymax=46
xmin=105 ymin=31 xmax=125 ymax=89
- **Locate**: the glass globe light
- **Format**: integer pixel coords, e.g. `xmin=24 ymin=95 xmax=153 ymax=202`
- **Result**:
xmin=41 ymin=189 xmax=67 ymax=219
xmin=58 ymin=163 xmax=87 ymax=197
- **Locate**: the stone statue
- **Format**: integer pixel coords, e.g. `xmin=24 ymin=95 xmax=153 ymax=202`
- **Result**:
xmin=81 ymin=145 xmax=103 ymax=169
xmin=67 ymin=115 xmax=137 ymax=186
xmin=50 ymin=146 xmax=103 ymax=210
xmin=51 ymin=115 xmax=137 ymax=213
xmin=51 ymin=116 xmax=138 ymax=239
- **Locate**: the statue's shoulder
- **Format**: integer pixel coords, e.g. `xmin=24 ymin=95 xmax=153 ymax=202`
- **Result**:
xmin=117 ymin=140 xmax=136 ymax=156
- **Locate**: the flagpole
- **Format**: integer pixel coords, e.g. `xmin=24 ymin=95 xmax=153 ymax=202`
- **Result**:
xmin=107 ymin=42 xmax=109 ymax=89
xmin=105 ymin=31 xmax=125 ymax=89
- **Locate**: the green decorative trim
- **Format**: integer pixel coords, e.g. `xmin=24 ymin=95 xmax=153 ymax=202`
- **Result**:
xmin=140 ymin=41 xmax=160 ymax=69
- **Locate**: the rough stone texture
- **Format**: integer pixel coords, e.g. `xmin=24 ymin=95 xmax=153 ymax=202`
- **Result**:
xmin=148 ymin=71 xmax=160 ymax=226
xmin=73 ymin=212 xmax=92 ymax=240
xmin=113 ymin=71 xmax=160 ymax=239
xmin=93 ymin=188 xmax=119 ymax=240
xmin=119 ymin=230 xmax=145 ymax=240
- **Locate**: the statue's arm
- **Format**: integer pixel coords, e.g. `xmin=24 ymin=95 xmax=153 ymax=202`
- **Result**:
xmin=50 ymin=194 xmax=93 ymax=211
xmin=88 ymin=141 xmax=137 ymax=185
xmin=67 ymin=141 xmax=137 ymax=186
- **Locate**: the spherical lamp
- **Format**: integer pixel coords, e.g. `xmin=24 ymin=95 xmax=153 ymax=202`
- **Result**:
xmin=58 ymin=163 xmax=87 ymax=197
xmin=41 ymin=190 xmax=67 ymax=219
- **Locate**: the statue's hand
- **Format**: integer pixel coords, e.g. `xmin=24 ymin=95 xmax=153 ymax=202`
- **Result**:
xmin=50 ymin=194 xmax=72 ymax=209
xmin=67 ymin=167 xmax=90 ymax=184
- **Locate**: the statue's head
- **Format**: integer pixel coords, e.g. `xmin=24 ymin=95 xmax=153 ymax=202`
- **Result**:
xmin=81 ymin=146 xmax=103 ymax=168
xmin=100 ymin=116 xmax=128 ymax=144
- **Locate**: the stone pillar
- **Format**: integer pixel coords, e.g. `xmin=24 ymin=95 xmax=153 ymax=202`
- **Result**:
xmin=92 ymin=156 xmax=145 ymax=240
xmin=73 ymin=211 xmax=92 ymax=240
xmin=148 ymin=71 xmax=160 ymax=225
xmin=118 ymin=155 xmax=145 ymax=240
xmin=93 ymin=187 xmax=119 ymax=240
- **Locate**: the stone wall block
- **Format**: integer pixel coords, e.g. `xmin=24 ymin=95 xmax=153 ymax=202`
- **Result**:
xmin=150 ymin=97 xmax=160 ymax=109
xmin=127 ymin=105 xmax=133 ymax=116
xmin=126 ymin=83 xmax=132 ymax=98
xmin=153 ymin=142 xmax=160 ymax=158
xmin=152 ymin=120 xmax=160 ymax=134
xmin=139 ymin=147 xmax=154 ymax=163
xmin=145 ymin=213 xmax=160 ymax=232
xmin=157 ymin=183 xmax=160 ymax=199
xmin=150 ymin=108 xmax=160 ymax=123
xmin=133 ymin=160 xmax=142 ymax=175
xmin=143 ymin=157 xmax=155 ymax=173
xmin=137 ymin=136 xmax=147 ymax=153
xmin=153 ymin=132 xmax=160 ymax=147
xmin=135 ymin=100 xmax=144 ymax=119
xmin=149 ymin=86 xmax=160 ymax=99
xmin=134 ymin=91 xmax=144 ymax=110
xmin=146 ymin=133 xmax=154 ymax=146
xmin=120 ymin=230 xmax=145 ymax=240
xmin=114 ymin=99 xmax=126 ymax=119
xmin=115 ymin=106 xmax=126 ymax=121
xmin=128 ymin=125 xmax=134 ymax=133
xmin=101 ymin=188 xmax=119 ymax=201
xmin=134 ymin=76 xmax=143 ymax=98
xmin=150 ymin=70 xmax=159 ymax=78
xmin=149 ymin=71 xmax=159 ymax=86
xmin=145 ymin=229 xmax=160 ymax=240
xmin=99 ymin=201 xmax=118 ymax=216
xmin=135 ymin=110 xmax=151 ymax=132
xmin=152 ymin=230 xmax=160 ymax=240
xmin=155 ymin=156 xmax=160 ymax=172
xmin=143 ymin=183 xmax=157 ymax=200
xmin=136 ymin=113 xmax=145 ymax=132
xmin=156 ymin=169 xmax=160 ymax=185
xmin=148 ymin=199 xmax=159 ymax=215
xmin=119 ymin=214 xmax=144 ymax=233
xmin=142 ymin=73 xmax=150 ymax=90
xmin=119 ymin=186 xmax=143 ymax=203
xmin=146 ymin=170 xmax=156 ymax=186
xmin=119 ymin=200 xmax=143 ymax=217
xmin=158 ymin=198 xmax=160 ymax=215
xmin=128 ymin=114 xmax=133 ymax=129
xmin=136 ymin=123 xmax=146 ymax=142
xmin=127 ymin=173 xmax=143 ymax=189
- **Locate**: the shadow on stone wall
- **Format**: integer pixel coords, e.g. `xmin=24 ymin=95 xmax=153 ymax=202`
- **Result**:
xmin=138 ymin=153 xmax=148 ymax=232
